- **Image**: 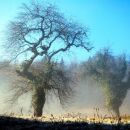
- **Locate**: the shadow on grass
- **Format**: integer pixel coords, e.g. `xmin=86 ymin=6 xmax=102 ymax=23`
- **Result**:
xmin=0 ymin=116 xmax=130 ymax=130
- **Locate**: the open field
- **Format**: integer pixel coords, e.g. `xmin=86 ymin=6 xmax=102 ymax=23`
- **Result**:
xmin=0 ymin=114 xmax=130 ymax=130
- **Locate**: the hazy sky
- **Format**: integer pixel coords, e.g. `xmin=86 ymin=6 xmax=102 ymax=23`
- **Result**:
xmin=0 ymin=0 xmax=130 ymax=62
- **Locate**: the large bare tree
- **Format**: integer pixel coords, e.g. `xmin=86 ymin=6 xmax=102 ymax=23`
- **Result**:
xmin=5 ymin=1 xmax=92 ymax=116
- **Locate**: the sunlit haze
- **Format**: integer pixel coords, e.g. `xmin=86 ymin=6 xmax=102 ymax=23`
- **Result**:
xmin=0 ymin=0 xmax=130 ymax=122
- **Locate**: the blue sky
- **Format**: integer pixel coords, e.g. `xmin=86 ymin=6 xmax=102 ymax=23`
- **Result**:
xmin=0 ymin=0 xmax=130 ymax=62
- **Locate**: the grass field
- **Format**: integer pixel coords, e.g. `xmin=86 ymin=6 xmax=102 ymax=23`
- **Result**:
xmin=0 ymin=113 xmax=130 ymax=130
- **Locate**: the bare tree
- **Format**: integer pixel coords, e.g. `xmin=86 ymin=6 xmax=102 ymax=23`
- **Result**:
xmin=5 ymin=1 xmax=92 ymax=116
xmin=83 ymin=48 xmax=130 ymax=117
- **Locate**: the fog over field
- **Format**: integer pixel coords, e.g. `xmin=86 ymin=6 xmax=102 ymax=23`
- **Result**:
xmin=0 ymin=68 xmax=130 ymax=116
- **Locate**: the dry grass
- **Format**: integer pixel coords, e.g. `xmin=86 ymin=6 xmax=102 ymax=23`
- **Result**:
xmin=1 ymin=112 xmax=130 ymax=130
xmin=2 ymin=112 xmax=130 ymax=125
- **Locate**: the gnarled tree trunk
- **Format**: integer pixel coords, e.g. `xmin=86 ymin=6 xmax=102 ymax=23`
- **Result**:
xmin=32 ymin=86 xmax=46 ymax=117
xmin=113 ymin=106 xmax=120 ymax=118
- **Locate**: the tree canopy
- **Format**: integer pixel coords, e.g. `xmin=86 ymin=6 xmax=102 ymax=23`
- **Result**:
xmin=83 ymin=49 xmax=130 ymax=116
xmin=6 ymin=2 xmax=91 ymax=63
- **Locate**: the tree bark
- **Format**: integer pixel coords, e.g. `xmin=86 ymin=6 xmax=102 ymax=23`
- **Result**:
xmin=114 ymin=107 xmax=120 ymax=118
xmin=31 ymin=86 xmax=46 ymax=117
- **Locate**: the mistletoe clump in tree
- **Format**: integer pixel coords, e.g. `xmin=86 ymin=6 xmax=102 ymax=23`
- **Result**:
xmin=5 ymin=1 xmax=92 ymax=117
xmin=84 ymin=49 xmax=130 ymax=117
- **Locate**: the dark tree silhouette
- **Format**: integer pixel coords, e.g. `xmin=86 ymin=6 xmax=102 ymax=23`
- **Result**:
xmin=83 ymin=49 xmax=130 ymax=117
xmin=5 ymin=1 xmax=92 ymax=117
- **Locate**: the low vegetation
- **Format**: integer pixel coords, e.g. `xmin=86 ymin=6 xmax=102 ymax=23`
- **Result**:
xmin=0 ymin=113 xmax=130 ymax=130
